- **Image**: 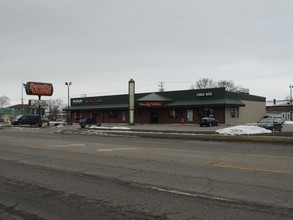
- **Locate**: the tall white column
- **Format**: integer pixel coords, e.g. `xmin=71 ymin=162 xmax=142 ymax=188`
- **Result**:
xmin=129 ymin=79 xmax=135 ymax=125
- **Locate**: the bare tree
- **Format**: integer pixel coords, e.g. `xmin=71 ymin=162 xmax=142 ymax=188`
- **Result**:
xmin=217 ymin=80 xmax=237 ymax=92
xmin=191 ymin=78 xmax=249 ymax=93
xmin=191 ymin=78 xmax=216 ymax=89
xmin=48 ymin=99 xmax=64 ymax=120
xmin=0 ymin=96 xmax=10 ymax=108
xmin=51 ymin=99 xmax=64 ymax=107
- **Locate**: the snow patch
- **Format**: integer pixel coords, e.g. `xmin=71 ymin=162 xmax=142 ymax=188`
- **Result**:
xmin=89 ymin=125 xmax=130 ymax=130
xmin=216 ymin=125 xmax=272 ymax=135
xmin=284 ymin=121 xmax=293 ymax=125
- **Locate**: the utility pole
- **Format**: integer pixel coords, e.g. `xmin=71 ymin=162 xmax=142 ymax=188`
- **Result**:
xmin=158 ymin=82 xmax=165 ymax=92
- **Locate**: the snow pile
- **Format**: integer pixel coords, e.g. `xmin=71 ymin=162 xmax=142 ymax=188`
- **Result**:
xmin=89 ymin=125 xmax=130 ymax=130
xmin=216 ymin=125 xmax=272 ymax=135
xmin=284 ymin=121 xmax=293 ymax=125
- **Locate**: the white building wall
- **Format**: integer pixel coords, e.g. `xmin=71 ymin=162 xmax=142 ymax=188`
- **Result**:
xmin=225 ymin=100 xmax=266 ymax=125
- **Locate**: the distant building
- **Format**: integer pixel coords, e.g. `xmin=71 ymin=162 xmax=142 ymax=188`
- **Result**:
xmin=0 ymin=104 xmax=45 ymax=123
xmin=266 ymin=100 xmax=293 ymax=121
xmin=68 ymin=87 xmax=266 ymax=125
xmin=0 ymin=105 xmax=27 ymax=122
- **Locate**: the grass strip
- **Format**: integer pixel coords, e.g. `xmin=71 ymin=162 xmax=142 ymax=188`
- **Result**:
xmin=106 ymin=131 xmax=293 ymax=144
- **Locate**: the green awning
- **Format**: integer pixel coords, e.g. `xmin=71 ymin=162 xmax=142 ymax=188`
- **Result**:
xmin=66 ymin=98 xmax=245 ymax=111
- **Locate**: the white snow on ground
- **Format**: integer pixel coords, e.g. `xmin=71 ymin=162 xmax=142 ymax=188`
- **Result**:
xmin=284 ymin=121 xmax=293 ymax=125
xmin=89 ymin=125 xmax=130 ymax=130
xmin=216 ymin=125 xmax=272 ymax=135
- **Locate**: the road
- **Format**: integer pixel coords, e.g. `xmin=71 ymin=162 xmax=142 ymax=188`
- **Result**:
xmin=0 ymin=126 xmax=293 ymax=219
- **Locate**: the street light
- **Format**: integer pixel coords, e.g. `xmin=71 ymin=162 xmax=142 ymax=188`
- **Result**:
xmin=65 ymin=82 xmax=72 ymax=125
xmin=289 ymin=85 xmax=293 ymax=121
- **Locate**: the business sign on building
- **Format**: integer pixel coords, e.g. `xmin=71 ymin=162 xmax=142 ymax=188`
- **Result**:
xmin=25 ymin=82 xmax=54 ymax=96
xmin=138 ymin=102 xmax=163 ymax=107
xmin=196 ymin=92 xmax=213 ymax=97
xmin=71 ymin=98 xmax=103 ymax=105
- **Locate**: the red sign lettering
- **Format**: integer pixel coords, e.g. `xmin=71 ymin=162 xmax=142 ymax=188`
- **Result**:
xmin=25 ymin=82 xmax=54 ymax=96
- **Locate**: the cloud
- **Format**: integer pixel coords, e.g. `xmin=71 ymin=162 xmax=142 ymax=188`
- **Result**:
xmin=0 ymin=0 xmax=293 ymax=104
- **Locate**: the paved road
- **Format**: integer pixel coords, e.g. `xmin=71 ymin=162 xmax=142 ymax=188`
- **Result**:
xmin=0 ymin=127 xmax=293 ymax=219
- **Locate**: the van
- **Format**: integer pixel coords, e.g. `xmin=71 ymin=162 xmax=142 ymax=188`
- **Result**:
xmin=11 ymin=115 xmax=40 ymax=125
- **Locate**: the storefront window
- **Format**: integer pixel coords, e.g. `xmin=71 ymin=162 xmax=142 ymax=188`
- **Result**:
xmin=198 ymin=108 xmax=214 ymax=118
xmin=230 ymin=107 xmax=239 ymax=118
xmin=92 ymin=111 xmax=99 ymax=119
xmin=108 ymin=111 xmax=119 ymax=119
xmin=169 ymin=109 xmax=182 ymax=119
xmin=169 ymin=109 xmax=177 ymax=119
xmin=74 ymin=111 xmax=81 ymax=120
xmin=187 ymin=110 xmax=193 ymax=122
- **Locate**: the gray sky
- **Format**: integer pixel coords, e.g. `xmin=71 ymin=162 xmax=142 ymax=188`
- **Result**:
xmin=1 ymin=0 xmax=292 ymax=105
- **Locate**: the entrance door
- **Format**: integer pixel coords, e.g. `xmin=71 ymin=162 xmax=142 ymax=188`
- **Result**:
xmin=151 ymin=110 xmax=159 ymax=123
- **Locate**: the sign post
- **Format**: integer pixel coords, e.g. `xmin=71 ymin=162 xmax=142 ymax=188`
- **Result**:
xmin=25 ymin=82 xmax=54 ymax=127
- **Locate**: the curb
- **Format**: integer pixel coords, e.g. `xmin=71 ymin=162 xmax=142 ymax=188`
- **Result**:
xmin=56 ymin=127 xmax=293 ymax=145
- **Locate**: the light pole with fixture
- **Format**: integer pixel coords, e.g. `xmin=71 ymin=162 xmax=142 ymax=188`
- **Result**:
xmin=289 ymin=85 xmax=293 ymax=121
xmin=65 ymin=82 xmax=72 ymax=125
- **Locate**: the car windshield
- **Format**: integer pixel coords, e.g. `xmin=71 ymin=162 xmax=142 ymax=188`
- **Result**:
xmin=14 ymin=115 xmax=23 ymax=120
xmin=259 ymin=118 xmax=274 ymax=123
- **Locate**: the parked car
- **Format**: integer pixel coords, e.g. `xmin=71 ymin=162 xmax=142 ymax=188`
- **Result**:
xmin=79 ymin=118 xmax=99 ymax=128
xmin=199 ymin=117 xmax=218 ymax=127
xmin=257 ymin=118 xmax=283 ymax=132
xmin=263 ymin=115 xmax=285 ymax=124
xmin=11 ymin=115 xmax=47 ymax=126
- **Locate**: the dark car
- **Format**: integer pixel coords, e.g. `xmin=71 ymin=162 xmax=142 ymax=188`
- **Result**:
xmin=11 ymin=115 xmax=40 ymax=126
xmin=79 ymin=118 xmax=98 ymax=128
xmin=257 ymin=118 xmax=283 ymax=132
xmin=199 ymin=117 xmax=218 ymax=127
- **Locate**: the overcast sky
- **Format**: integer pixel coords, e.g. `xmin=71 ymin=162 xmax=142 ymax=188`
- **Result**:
xmin=1 ymin=0 xmax=292 ymax=105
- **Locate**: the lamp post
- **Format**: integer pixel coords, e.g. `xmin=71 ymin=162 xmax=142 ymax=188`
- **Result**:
xmin=65 ymin=82 xmax=72 ymax=125
xmin=21 ymin=82 xmax=25 ymax=114
xmin=289 ymin=85 xmax=293 ymax=121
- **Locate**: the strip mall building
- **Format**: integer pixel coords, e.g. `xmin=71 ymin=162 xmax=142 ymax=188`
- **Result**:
xmin=69 ymin=87 xmax=266 ymax=125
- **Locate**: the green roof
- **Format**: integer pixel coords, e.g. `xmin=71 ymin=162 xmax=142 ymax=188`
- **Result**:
xmin=166 ymin=98 xmax=245 ymax=107
xmin=137 ymin=93 xmax=173 ymax=102
xmin=69 ymin=103 xmax=128 ymax=111
xmin=69 ymin=87 xmax=264 ymax=110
